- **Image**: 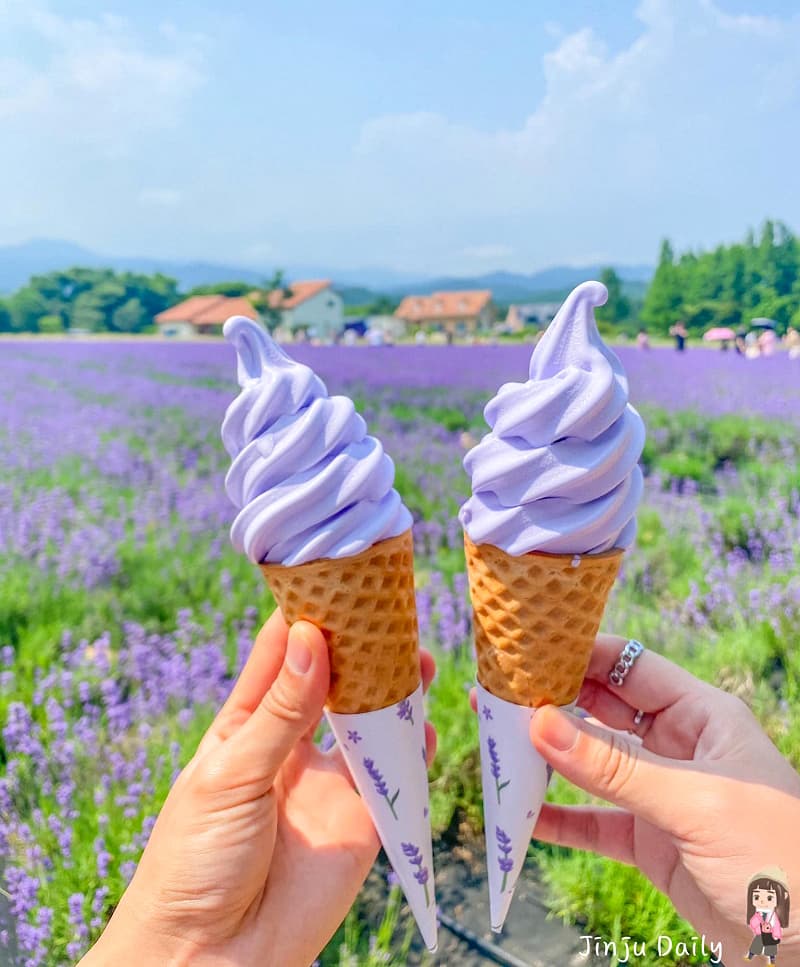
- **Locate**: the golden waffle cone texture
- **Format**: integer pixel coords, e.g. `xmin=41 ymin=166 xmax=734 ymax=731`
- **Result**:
xmin=464 ymin=534 xmax=622 ymax=707
xmin=260 ymin=530 xmax=420 ymax=713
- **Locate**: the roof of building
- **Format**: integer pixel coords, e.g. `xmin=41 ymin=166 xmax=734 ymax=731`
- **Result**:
xmin=394 ymin=289 xmax=492 ymax=322
xmin=155 ymin=295 xmax=257 ymax=326
xmin=263 ymin=279 xmax=332 ymax=309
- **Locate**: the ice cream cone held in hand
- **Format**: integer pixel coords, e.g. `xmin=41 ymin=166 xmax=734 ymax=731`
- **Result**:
xmin=459 ymin=281 xmax=645 ymax=931
xmin=221 ymin=316 xmax=437 ymax=951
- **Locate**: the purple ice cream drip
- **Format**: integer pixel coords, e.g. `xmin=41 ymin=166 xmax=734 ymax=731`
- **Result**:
xmin=496 ymin=826 xmax=514 ymax=892
xmin=363 ymin=757 xmax=399 ymax=820
xmin=401 ymin=841 xmax=431 ymax=907
xmin=397 ymin=697 xmax=414 ymax=726
xmin=487 ymin=736 xmax=510 ymax=805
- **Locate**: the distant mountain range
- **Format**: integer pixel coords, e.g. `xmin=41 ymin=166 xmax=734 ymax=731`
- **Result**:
xmin=0 ymin=238 xmax=653 ymax=304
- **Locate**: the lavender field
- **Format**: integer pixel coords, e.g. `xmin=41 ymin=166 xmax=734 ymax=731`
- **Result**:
xmin=2 ymin=340 xmax=800 ymax=965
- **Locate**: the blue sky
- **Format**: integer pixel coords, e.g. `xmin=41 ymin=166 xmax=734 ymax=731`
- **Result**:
xmin=1 ymin=0 xmax=799 ymax=274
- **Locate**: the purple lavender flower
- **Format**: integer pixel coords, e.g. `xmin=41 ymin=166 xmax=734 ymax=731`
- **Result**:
xmin=363 ymin=757 xmax=399 ymax=819
xmin=487 ymin=736 xmax=510 ymax=804
xmin=346 ymin=729 xmax=362 ymax=744
xmin=496 ymin=826 xmax=514 ymax=892
xmin=401 ymin=841 xmax=431 ymax=907
xmin=482 ymin=705 xmax=492 ymax=721
xmin=397 ymin=697 xmax=414 ymax=726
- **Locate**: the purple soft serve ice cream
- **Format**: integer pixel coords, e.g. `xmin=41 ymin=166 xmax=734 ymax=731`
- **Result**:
xmin=459 ymin=281 xmax=644 ymax=556
xmin=222 ymin=316 xmax=412 ymax=565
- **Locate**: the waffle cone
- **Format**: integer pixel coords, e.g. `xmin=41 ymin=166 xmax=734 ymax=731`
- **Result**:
xmin=259 ymin=530 xmax=420 ymax=713
xmin=464 ymin=535 xmax=622 ymax=707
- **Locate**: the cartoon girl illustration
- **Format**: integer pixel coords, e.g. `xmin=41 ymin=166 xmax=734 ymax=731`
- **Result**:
xmin=746 ymin=867 xmax=790 ymax=963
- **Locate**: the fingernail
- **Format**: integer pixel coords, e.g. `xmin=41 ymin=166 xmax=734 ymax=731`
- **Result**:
xmin=286 ymin=630 xmax=312 ymax=675
xmin=537 ymin=707 xmax=579 ymax=752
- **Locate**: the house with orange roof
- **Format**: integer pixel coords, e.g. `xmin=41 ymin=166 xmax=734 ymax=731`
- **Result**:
xmin=393 ymin=290 xmax=495 ymax=338
xmin=261 ymin=279 xmax=343 ymax=341
xmin=155 ymin=295 xmax=261 ymax=337
xmin=154 ymin=280 xmax=343 ymax=340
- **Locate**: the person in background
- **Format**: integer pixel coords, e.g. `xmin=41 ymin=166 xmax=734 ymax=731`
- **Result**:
xmin=669 ymin=320 xmax=688 ymax=351
xmin=735 ymin=329 xmax=747 ymax=355
xmin=785 ymin=326 xmax=800 ymax=359
xmin=745 ymin=330 xmax=761 ymax=359
xmin=758 ymin=328 xmax=777 ymax=357
xmin=636 ymin=328 xmax=650 ymax=350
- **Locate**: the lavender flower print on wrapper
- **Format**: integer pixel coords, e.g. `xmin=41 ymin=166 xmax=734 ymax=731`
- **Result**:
xmin=347 ymin=730 xmax=362 ymax=744
xmin=363 ymin=757 xmax=400 ymax=820
xmin=401 ymin=842 xmax=431 ymax=907
xmin=487 ymin=736 xmax=510 ymax=805
xmin=496 ymin=826 xmax=514 ymax=893
xmin=482 ymin=705 xmax=493 ymax=721
xmin=397 ymin=697 xmax=414 ymax=726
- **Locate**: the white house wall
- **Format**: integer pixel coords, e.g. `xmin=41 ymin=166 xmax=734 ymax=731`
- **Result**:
xmin=282 ymin=289 xmax=344 ymax=340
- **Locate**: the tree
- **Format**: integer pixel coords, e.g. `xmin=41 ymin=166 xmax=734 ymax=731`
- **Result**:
xmin=7 ymin=287 xmax=50 ymax=332
xmin=251 ymin=270 xmax=293 ymax=333
xmin=111 ymin=297 xmax=148 ymax=333
xmin=595 ymin=268 xmax=631 ymax=326
xmin=0 ymin=300 xmax=11 ymax=333
xmin=38 ymin=314 xmax=65 ymax=334
xmin=366 ymin=295 xmax=397 ymax=316
xmin=186 ymin=281 xmax=254 ymax=297
xmin=641 ymin=239 xmax=681 ymax=332
xmin=642 ymin=221 xmax=800 ymax=335
xmin=1 ymin=267 xmax=180 ymax=333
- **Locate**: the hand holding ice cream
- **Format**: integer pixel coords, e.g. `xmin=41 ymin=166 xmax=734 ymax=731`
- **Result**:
xmin=460 ymin=281 xmax=646 ymax=931
xmin=221 ymin=316 xmax=437 ymax=951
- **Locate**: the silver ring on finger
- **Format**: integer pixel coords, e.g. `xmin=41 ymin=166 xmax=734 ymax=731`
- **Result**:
xmin=629 ymin=707 xmax=654 ymax=740
xmin=608 ymin=639 xmax=644 ymax=687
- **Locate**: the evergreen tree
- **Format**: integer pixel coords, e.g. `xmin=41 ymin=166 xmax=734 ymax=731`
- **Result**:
xmin=641 ymin=239 xmax=681 ymax=331
xmin=595 ymin=268 xmax=631 ymax=325
xmin=643 ymin=221 xmax=800 ymax=334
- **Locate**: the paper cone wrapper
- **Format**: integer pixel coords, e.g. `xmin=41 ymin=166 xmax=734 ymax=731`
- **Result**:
xmin=260 ymin=530 xmax=420 ymax=713
xmin=260 ymin=530 xmax=436 ymax=948
xmin=465 ymin=535 xmax=622 ymax=930
xmin=327 ymin=683 xmax=438 ymax=952
xmin=476 ymin=682 xmax=576 ymax=932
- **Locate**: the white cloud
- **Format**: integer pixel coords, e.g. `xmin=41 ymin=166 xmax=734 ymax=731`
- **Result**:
xmin=327 ymin=0 xmax=800 ymax=265
xmin=0 ymin=1 xmax=206 ymax=145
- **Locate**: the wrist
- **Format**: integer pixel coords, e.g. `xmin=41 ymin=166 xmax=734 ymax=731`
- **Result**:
xmin=79 ymin=886 xmax=202 ymax=967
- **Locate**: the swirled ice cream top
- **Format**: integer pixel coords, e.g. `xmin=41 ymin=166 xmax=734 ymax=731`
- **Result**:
xmin=222 ymin=316 xmax=412 ymax=566
xmin=459 ymin=281 xmax=644 ymax=556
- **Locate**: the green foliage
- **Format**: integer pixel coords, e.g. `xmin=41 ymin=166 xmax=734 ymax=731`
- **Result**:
xmin=185 ymin=281 xmax=254 ymax=297
xmin=1 ymin=267 xmax=180 ymax=333
xmin=250 ymin=269 xmax=292 ymax=333
xmin=642 ymin=220 xmax=800 ymax=334
xmin=0 ymin=299 xmax=12 ymax=332
xmin=38 ymin=314 xmax=65 ymax=334
xmin=595 ymin=267 xmax=631 ymax=326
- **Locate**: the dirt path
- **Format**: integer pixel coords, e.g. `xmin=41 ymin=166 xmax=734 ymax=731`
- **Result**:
xmin=364 ymin=839 xmax=606 ymax=966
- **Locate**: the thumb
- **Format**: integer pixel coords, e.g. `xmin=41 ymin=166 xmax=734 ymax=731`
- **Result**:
xmin=224 ymin=621 xmax=330 ymax=788
xmin=531 ymin=705 xmax=699 ymax=836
